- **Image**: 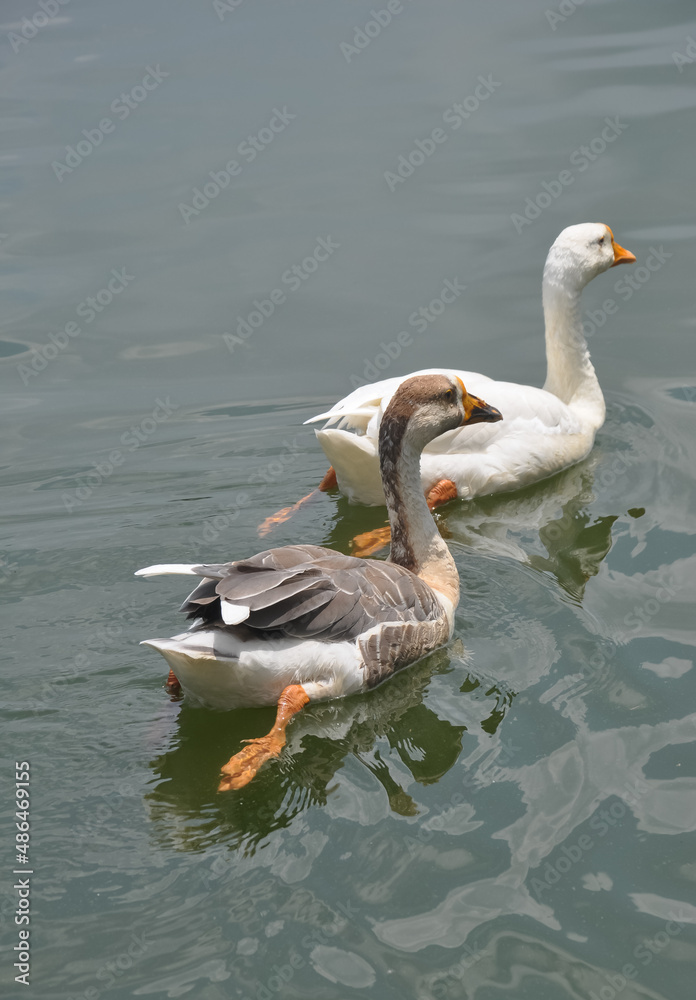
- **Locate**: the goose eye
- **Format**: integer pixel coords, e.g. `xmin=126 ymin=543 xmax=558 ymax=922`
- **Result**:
xmin=444 ymin=389 xmax=454 ymax=401
xmin=598 ymin=236 xmax=605 ymax=246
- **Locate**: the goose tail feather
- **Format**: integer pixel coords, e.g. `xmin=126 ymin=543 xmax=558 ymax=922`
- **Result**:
xmin=135 ymin=564 xmax=202 ymax=578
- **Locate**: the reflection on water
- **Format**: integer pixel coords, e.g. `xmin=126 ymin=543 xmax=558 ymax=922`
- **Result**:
xmin=146 ymin=646 xmax=514 ymax=854
xmin=322 ymin=445 xmax=618 ymax=604
xmin=445 ymin=454 xmax=617 ymax=604
xmin=373 ymin=708 xmax=696 ymax=965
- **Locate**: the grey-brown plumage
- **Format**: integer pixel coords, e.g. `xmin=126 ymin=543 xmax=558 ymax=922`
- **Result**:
xmin=180 ymin=544 xmax=445 ymax=659
xmin=358 ymin=617 xmax=450 ymax=687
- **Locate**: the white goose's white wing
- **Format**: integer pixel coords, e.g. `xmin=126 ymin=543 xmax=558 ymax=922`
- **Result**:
xmin=308 ymin=368 xmax=590 ymax=505
xmin=307 ymin=368 xmax=471 ymax=433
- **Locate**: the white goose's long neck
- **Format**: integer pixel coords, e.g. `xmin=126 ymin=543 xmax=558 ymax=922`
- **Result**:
xmin=542 ymin=265 xmax=605 ymax=427
xmin=381 ymin=427 xmax=459 ymax=610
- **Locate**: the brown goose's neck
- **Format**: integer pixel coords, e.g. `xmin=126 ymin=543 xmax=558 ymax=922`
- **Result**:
xmin=379 ymin=414 xmax=459 ymax=608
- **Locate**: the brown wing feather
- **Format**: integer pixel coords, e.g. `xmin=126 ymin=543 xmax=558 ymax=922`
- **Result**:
xmin=181 ymin=544 xmax=443 ymax=642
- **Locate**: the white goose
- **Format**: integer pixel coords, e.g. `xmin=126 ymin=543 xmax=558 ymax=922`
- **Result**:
xmin=136 ymin=375 xmax=502 ymax=790
xmin=306 ymin=224 xmax=635 ymax=513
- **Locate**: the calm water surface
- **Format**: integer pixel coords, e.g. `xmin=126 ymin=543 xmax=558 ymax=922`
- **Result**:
xmin=2 ymin=1 xmax=696 ymax=998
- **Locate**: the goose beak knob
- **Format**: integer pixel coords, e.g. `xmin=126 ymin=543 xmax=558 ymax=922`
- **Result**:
xmin=462 ymin=393 xmax=503 ymax=426
xmin=611 ymin=240 xmax=637 ymax=267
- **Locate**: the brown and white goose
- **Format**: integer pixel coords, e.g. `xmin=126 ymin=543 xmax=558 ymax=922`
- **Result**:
xmin=136 ymin=374 xmax=501 ymax=790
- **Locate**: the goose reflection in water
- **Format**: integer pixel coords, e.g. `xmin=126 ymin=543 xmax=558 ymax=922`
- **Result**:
xmin=144 ymin=645 xmax=515 ymax=855
xmin=445 ymin=453 xmax=618 ymax=604
xmin=321 ymin=450 xmax=618 ymax=605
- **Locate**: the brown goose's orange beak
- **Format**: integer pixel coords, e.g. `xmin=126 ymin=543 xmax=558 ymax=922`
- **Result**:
xmin=611 ymin=240 xmax=636 ymax=267
xmin=454 ymin=377 xmax=502 ymax=425
xmin=462 ymin=391 xmax=503 ymax=426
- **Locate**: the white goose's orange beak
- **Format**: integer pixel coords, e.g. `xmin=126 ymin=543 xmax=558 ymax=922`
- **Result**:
xmin=611 ymin=239 xmax=636 ymax=267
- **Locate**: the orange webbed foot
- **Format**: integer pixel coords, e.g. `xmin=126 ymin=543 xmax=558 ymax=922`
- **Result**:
xmin=349 ymin=481 xmax=457 ymax=557
xmin=218 ymin=684 xmax=310 ymax=791
xmin=257 ymin=490 xmax=320 ymax=537
xmin=351 ymin=525 xmax=392 ymax=558
xmin=257 ymin=468 xmax=337 ymax=537
xmin=318 ymin=467 xmax=338 ymax=492
xmin=258 ymin=503 xmax=299 ymax=538
xmin=425 ymin=479 xmax=458 ymax=510
xmin=218 ymin=735 xmax=285 ymax=790
xmin=165 ymin=670 xmax=182 ymax=699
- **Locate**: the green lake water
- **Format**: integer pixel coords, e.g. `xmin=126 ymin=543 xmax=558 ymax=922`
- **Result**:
xmin=2 ymin=1 xmax=696 ymax=998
